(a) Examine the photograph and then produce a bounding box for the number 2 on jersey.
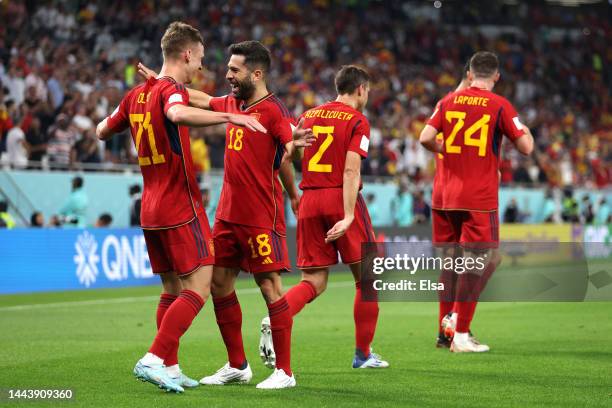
[129,112,166,166]
[308,126,334,173]
[444,111,490,157]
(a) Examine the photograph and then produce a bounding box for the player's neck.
[245,85,270,107]
[470,79,495,91]
[335,95,359,110]
[158,63,187,84]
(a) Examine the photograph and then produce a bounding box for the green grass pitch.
[0,272,610,407]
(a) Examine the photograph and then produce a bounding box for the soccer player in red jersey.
[95,22,265,393]
[274,65,389,369]
[136,42,312,389]
[420,51,534,352]
[431,63,470,349]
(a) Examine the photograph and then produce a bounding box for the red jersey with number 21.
[299,101,370,189]
[107,77,204,229]
[427,87,525,211]
[209,94,294,234]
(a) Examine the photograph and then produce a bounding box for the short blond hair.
[161,21,204,59]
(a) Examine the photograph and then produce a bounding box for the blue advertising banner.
[0,228,156,294]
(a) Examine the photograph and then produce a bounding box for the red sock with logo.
[285,280,317,316]
[149,290,205,359]
[354,281,379,357]
[267,297,293,376]
[213,292,246,369]
[156,293,179,366]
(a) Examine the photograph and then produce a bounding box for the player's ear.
[184,48,191,64]
[494,71,500,83]
[467,70,474,82]
[252,69,263,82]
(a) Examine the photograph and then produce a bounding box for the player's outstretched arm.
[325,151,361,243]
[137,63,212,109]
[419,124,443,153]
[514,125,534,156]
[166,104,266,132]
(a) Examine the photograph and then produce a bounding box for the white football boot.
[199,362,253,385]
[450,332,490,353]
[256,368,296,389]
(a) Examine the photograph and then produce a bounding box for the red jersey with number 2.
[209,94,294,234]
[106,77,204,229]
[299,101,370,189]
[427,87,525,211]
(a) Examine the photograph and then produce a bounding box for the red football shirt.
[427,86,525,211]
[209,93,294,234]
[107,77,204,229]
[299,101,370,190]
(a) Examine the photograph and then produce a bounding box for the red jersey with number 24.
[107,77,204,229]
[427,87,525,211]
[299,101,370,190]
[209,94,294,234]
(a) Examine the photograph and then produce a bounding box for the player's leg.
[200,265,254,385]
[339,194,388,368]
[136,265,212,393]
[135,214,215,392]
[254,271,296,389]
[285,268,327,315]
[349,261,388,368]
[157,272,193,384]
[200,219,252,385]
[451,211,499,353]
[432,209,462,348]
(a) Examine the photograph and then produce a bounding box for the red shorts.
[212,219,290,273]
[432,209,499,248]
[143,212,215,275]
[297,189,375,269]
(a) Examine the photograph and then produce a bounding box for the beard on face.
[231,76,255,101]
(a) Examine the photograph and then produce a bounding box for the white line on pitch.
[0,281,356,312]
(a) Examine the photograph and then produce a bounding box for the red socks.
[150,290,205,360]
[213,292,246,369]
[454,273,481,333]
[354,281,379,357]
[156,293,179,366]
[285,280,317,316]
[438,269,457,331]
[267,297,293,376]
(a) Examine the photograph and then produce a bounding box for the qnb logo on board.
[74,231,154,287]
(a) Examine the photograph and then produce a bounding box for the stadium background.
[0,1,611,407]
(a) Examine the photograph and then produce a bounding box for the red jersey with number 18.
[209,94,294,234]
[106,76,204,229]
[299,101,370,189]
[427,87,525,211]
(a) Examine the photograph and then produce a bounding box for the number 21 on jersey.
[129,112,166,166]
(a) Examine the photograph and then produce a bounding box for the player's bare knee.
[160,272,182,296]
[256,275,283,304]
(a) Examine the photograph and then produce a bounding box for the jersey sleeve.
[426,99,444,131]
[498,101,525,141]
[209,96,228,112]
[106,95,129,133]
[271,107,294,145]
[348,116,371,159]
[161,83,189,115]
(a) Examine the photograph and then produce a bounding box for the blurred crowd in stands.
[0,1,610,194]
